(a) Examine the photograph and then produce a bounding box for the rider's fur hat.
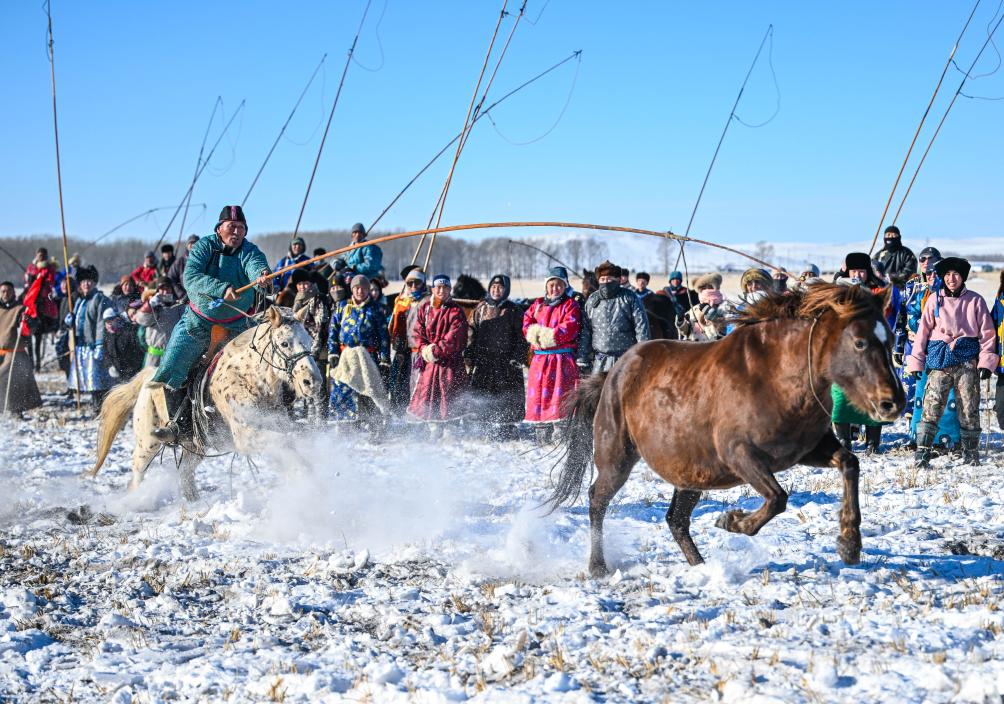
[693,272,722,290]
[844,252,872,272]
[76,265,99,283]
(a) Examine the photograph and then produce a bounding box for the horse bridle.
[806,314,831,415]
[250,321,312,376]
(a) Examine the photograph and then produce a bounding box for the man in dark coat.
[578,261,650,373]
[875,225,918,286]
[167,235,199,299]
[466,274,529,438]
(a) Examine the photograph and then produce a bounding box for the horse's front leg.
[715,445,788,536]
[797,432,861,565]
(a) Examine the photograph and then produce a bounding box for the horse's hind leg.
[666,489,704,566]
[798,433,861,564]
[589,416,639,577]
[715,445,788,536]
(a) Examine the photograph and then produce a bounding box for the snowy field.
[2,375,1004,703]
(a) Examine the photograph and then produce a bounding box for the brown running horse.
[547,283,905,576]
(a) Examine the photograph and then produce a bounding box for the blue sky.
[3,1,1003,248]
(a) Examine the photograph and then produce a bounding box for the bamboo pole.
[234,221,780,296]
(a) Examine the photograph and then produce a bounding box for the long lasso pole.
[291,1,372,240]
[413,0,511,269]
[674,24,774,294]
[234,221,781,296]
[867,0,983,254]
[888,8,1004,230]
[45,0,80,412]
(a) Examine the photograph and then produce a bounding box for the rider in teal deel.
[147,205,271,442]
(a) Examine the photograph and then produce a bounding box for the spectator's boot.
[865,425,882,455]
[960,429,981,465]
[834,423,853,451]
[914,421,936,469]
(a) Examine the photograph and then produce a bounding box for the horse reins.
[806,314,831,416]
[250,322,312,376]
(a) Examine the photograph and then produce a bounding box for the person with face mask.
[67,265,115,409]
[681,272,729,341]
[134,276,186,368]
[907,257,998,466]
[735,268,773,308]
[576,261,650,374]
[875,225,918,286]
[467,274,529,439]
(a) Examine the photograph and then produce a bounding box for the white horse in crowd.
[90,306,322,499]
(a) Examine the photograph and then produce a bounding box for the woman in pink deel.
[523,267,581,441]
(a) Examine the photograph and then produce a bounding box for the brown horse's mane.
[735,282,885,327]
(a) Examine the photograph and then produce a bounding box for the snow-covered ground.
[2,376,1004,703]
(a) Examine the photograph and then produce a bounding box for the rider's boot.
[147,382,186,444]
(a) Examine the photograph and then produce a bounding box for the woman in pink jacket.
[906,257,999,467]
[523,267,581,442]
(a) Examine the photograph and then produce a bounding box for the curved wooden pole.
[234,221,779,296]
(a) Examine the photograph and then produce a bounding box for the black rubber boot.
[834,423,853,451]
[152,386,187,444]
[865,425,882,454]
[960,429,981,465]
[914,421,936,469]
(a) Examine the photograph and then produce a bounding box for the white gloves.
[537,326,557,350]
[421,345,438,363]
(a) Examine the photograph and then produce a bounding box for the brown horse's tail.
[546,372,609,510]
[90,367,154,478]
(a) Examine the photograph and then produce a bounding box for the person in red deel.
[131,251,158,287]
[407,274,469,422]
[522,267,582,442]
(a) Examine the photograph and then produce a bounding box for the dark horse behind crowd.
[548,283,904,576]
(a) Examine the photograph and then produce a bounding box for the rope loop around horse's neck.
[806,314,831,416]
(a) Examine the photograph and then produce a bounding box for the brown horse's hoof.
[714,510,745,533]
[837,535,861,565]
[589,561,608,578]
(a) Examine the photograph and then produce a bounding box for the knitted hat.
[405,268,427,283]
[431,274,451,288]
[595,260,620,279]
[144,251,156,260]
[291,237,305,248]
[740,268,771,291]
[545,266,569,287]
[350,274,370,289]
[668,270,683,282]
[187,234,200,245]
[883,225,901,237]
[918,246,941,260]
[400,264,422,280]
[844,252,872,272]
[693,272,722,290]
[351,222,366,235]
[101,308,118,321]
[801,263,820,278]
[934,256,970,282]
